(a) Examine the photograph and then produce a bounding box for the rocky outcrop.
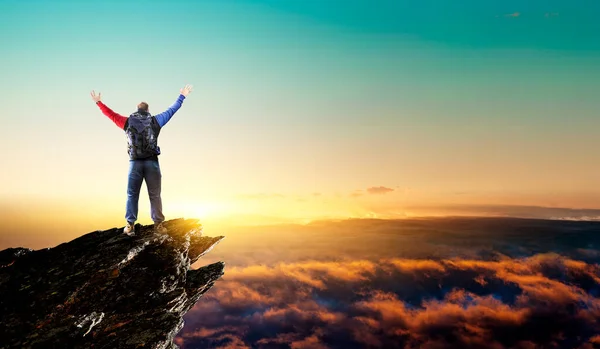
[0,218,224,349]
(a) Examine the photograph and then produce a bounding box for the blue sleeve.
[154,94,186,128]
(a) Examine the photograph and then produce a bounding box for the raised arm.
[154,84,193,128]
[90,90,128,129]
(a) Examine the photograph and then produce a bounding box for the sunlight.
[170,200,234,221]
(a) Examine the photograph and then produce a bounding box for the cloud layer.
[177,253,600,348]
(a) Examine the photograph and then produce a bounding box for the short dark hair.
[137,102,149,112]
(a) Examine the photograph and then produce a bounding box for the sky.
[1,0,600,247]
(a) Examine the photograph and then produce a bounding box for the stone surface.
[0,218,225,349]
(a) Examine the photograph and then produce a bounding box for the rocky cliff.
[0,218,225,349]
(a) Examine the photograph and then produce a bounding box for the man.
[90,84,193,235]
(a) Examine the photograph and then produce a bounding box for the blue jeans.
[125,159,165,224]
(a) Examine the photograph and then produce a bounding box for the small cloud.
[505,12,520,17]
[367,186,395,195]
[545,12,559,18]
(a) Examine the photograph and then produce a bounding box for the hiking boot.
[154,222,167,234]
[123,222,135,236]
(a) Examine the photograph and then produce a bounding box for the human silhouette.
[90,84,193,235]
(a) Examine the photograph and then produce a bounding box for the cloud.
[353,289,532,348]
[223,260,378,289]
[505,12,520,17]
[551,216,600,221]
[405,204,600,221]
[177,253,600,348]
[545,12,559,18]
[389,259,446,274]
[257,331,329,349]
[366,186,395,195]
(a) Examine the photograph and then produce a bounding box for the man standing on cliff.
[90,84,193,235]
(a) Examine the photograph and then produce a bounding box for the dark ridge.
[0,218,225,349]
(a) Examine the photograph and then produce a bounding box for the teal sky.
[1,0,600,235]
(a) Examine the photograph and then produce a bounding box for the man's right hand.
[180,84,193,97]
[90,90,102,103]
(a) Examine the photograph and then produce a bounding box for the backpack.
[125,112,161,160]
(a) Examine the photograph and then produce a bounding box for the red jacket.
[96,101,127,129]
